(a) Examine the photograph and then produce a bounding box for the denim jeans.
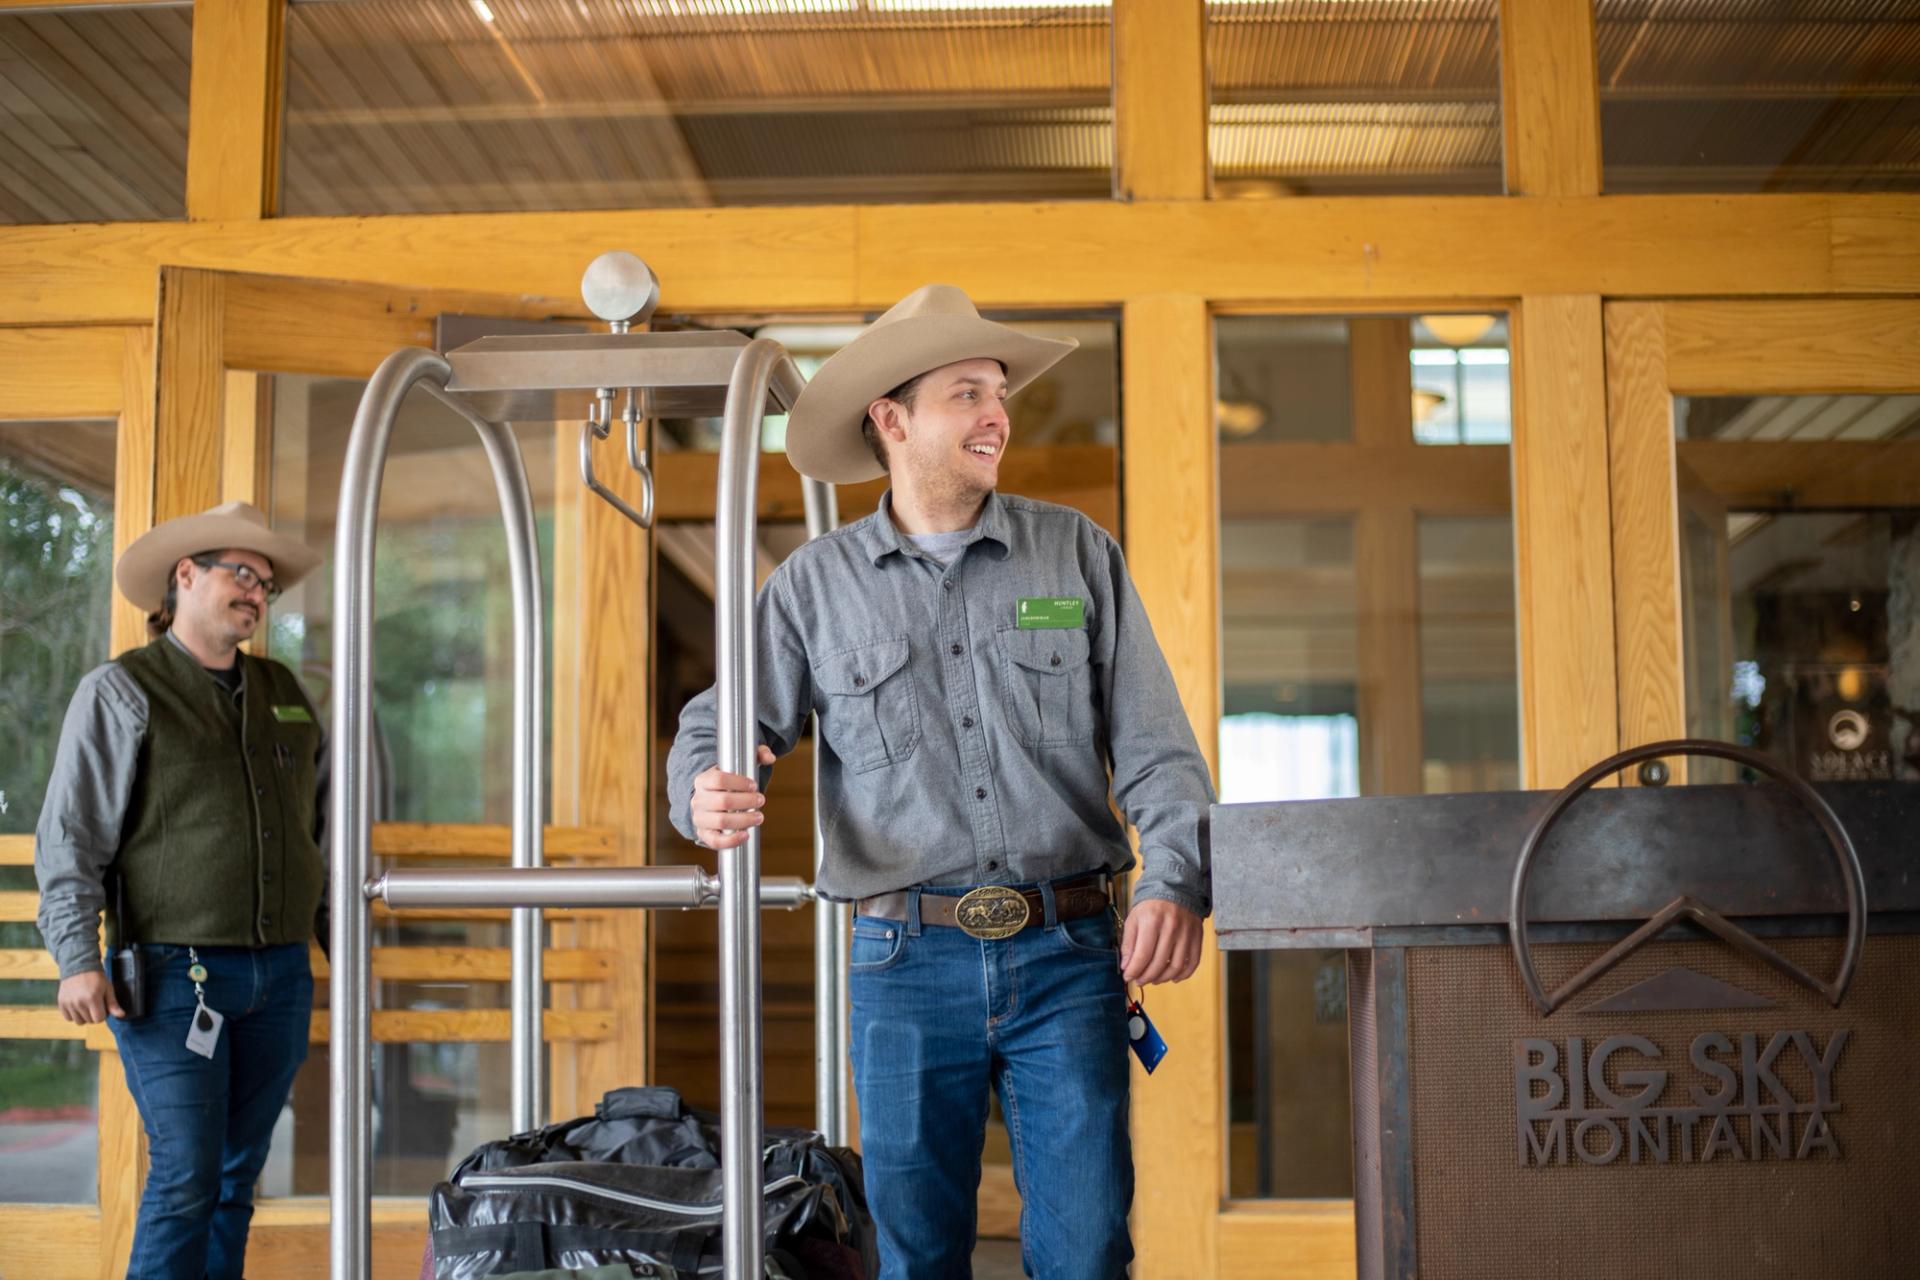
[848,879,1133,1280]
[109,942,312,1280]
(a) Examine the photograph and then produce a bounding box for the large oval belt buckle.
[955,885,1031,940]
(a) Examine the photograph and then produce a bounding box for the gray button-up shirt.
[667,491,1213,915]
[33,632,328,979]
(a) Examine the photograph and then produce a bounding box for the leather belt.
[857,873,1111,940]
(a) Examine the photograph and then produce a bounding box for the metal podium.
[1213,741,1918,1280]
[327,253,845,1280]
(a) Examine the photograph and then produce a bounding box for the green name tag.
[1017,597,1085,630]
[271,705,313,724]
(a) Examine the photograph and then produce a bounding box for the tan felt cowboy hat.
[115,501,323,612]
[784,284,1078,484]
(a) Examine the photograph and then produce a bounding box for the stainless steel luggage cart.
[328,253,848,1280]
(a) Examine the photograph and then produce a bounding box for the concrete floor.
[972,1238,1025,1278]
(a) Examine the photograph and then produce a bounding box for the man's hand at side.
[1120,899,1204,985]
[689,744,777,850]
[57,970,123,1024]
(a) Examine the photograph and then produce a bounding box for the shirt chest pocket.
[813,637,920,774]
[997,627,1095,747]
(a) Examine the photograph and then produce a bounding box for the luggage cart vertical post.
[803,479,851,1146]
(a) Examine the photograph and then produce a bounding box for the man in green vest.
[35,500,326,1280]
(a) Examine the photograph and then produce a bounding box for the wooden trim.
[1217,1201,1357,1278]
[219,370,268,510]
[1512,294,1619,786]
[369,822,619,860]
[0,1206,99,1280]
[307,1008,613,1043]
[185,0,285,220]
[114,325,160,652]
[1663,299,1920,395]
[1119,294,1221,1278]
[576,396,654,1102]
[6,195,1919,325]
[1356,505,1423,796]
[1604,302,1686,755]
[0,326,130,419]
[0,949,61,979]
[153,267,226,522]
[237,1200,428,1278]
[96,1049,142,1279]
[307,946,617,983]
[1498,0,1601,197]
[1113,0,1208,201]
[0,891,37,921]
[0,836,31,867]
[0,1007,115,1047]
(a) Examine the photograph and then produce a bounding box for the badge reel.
[183,947,223,1059]
[1126,992,1168,1074]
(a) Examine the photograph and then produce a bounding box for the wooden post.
[152,268,227,522]
[1499,0,1602,196]
[185,0,286,220]
[1113,0,1209,201]
[1512,295,1618,786]
[1120,293,1220,1278]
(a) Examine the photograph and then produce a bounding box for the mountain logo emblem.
[1577,966,1776,1015]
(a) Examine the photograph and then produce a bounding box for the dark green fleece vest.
[108,637,325,947]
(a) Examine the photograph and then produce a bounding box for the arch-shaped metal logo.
[1508,739,1868,1017]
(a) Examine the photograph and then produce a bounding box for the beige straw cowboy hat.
[115,501,323,612]
[784,285,1078,484]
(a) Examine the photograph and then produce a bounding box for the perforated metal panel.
[1402,934,1918,1279]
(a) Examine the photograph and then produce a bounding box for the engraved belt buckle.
[954,885,1031,940]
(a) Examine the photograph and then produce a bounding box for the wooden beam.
[0,326,129,419]
[0,892,36,921]
[1676,440,1920,509]
[0,837,31,867]
[1119,294,1220,1279]
[1512,294,1618,786]
[1664,299,1920,395]
[1217,443,1510,517]
[307,946,616,983]
[1217,1202,1357,1278]
[1499,0,1602,196]
[185,0,285,220]
[306,1008,613,1043]
[1604,302,1686,756]
[1356,505,1423,796]
[6,195,1918,326]
[153,266,226,522]
[368,821,619,861]
[1114,0,1208,201]
[653,444,1120,535]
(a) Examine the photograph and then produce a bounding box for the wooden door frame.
[1608,298,1920,760]
[0,322,154,1280]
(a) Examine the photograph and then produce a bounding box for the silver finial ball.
[581,251,660,326]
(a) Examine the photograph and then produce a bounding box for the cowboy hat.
[784,285,1078,484]
[115,500,324,612]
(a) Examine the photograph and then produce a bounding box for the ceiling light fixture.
[1418,314,1497,348]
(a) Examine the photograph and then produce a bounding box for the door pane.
[1675,394,1920,785]
[1215,314,1518,1198]
[264,373,559,1197]
[0,417,117,1205]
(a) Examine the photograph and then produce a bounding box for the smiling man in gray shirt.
[667,285,1212,1279]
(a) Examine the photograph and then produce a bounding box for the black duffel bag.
[429,1086,875,1280]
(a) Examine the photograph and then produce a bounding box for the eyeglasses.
[201,559,282,604]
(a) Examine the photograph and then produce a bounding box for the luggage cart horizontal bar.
[368,865,814,911]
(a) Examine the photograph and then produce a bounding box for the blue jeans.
[109,942,313,1280]
[849,880,1133,1280]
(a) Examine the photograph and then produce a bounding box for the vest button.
[262,828,273,841]
[255,785,265,797]
[261,915,273,927]
[262,870,273,884]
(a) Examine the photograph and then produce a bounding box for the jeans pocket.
[1055,910,1119,957]
[849,917,907,972]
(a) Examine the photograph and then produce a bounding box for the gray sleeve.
[1090,530,1215,917]
[666,568,816,844]
[34,665,147,979]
